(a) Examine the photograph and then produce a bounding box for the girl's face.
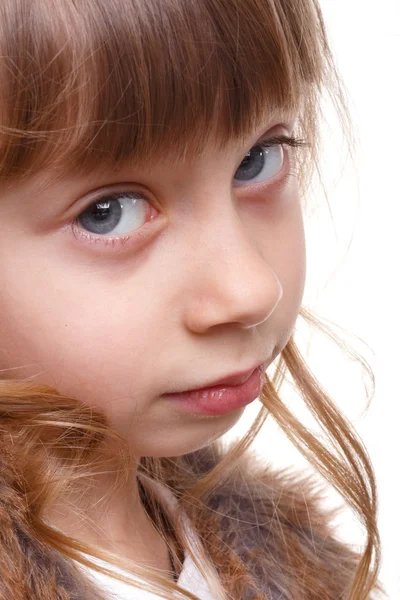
[0,116,306,457]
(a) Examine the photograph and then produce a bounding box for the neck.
[42,455,176,580]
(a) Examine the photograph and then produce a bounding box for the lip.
[162,362,266,416]
[166,362,266,394]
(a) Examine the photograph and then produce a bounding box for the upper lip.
[169,361,266,394]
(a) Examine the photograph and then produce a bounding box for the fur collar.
[0,444,362,599]
[180,445,361,599]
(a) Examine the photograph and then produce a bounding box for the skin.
[0,115,306,577]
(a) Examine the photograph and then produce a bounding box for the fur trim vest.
[0,443,368,599]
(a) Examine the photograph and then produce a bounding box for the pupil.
[241,151,251,168]
[235,146,264,181]
[91,201,111,221]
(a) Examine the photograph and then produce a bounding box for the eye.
[233,143,284,186]
[72,190,158,248]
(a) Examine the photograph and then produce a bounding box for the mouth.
[164,361,267,395]
[161,362,268,417]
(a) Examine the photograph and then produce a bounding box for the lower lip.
[162,364,265,416]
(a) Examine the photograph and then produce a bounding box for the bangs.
[0,0,325,180]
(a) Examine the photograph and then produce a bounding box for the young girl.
[0,0,386,599]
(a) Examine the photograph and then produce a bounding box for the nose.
[183,212,283,333]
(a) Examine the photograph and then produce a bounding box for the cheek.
[0,254,166,420]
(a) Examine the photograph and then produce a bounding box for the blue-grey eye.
[77,192,147,236]
[233,144,284,186]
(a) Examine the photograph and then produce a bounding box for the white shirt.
[81,552,215,599]
[76,478,217,599]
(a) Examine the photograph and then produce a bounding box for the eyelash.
[259,134,308,152]
[72,134,308,251]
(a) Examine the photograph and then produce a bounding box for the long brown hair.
[0,0,385,598]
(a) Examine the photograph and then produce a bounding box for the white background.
[225,1,400,598]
